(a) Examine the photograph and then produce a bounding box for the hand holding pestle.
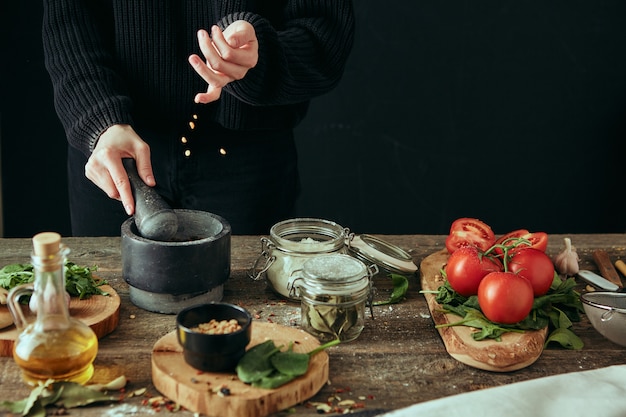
[122,158,178,241]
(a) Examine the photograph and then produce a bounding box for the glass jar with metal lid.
[293,254,377,342]
[347,234,417,305]
[348,234,417,280]
[249,218,349,300]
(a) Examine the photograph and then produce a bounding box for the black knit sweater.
[42,0,355,156]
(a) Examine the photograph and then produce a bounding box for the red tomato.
[444,246,502,296]
[445,218,496,254]
[521,231,548,252]
[477,272,534,324]
[494,229,529,246]
[493,230,548,255]
[508,248,555,296]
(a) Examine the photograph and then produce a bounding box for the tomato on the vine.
[444,246,502,296]
[520,231,548,252]
[477,271,534,324]
[493,229,548,255]
[445,218,496,254]
[508,247,555,296]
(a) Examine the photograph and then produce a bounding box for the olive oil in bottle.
[7,232,98,385]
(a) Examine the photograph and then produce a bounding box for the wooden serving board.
[0,285,121,357]
[152,321,329,417]
[420,249,547,372]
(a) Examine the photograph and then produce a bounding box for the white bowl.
[580,291,626,347]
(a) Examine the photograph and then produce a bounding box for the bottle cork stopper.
[32,232,62,257]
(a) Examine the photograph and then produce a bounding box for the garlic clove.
[553,237,580,276]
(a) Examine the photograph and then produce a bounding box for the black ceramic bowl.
[176,302,252,372]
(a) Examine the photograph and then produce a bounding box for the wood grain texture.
[152,321,328,417]
[0,285,120,356]
[2,235,626,417]
[420,249,547,372]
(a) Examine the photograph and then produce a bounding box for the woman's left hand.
[189,20,259,103]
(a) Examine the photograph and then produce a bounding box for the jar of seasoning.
[249,218,349,300]
[293,254,377,343]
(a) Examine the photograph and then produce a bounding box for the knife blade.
[577,270,624,292]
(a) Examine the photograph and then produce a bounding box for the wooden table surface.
[1,234,625,416]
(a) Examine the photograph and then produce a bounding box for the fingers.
[189,22,258,104]
[111,159,136,216]
[85,148,135,215]
[188,52,229,90]
[212,25,258,68]
[194,85,223,104]
[134,152,155,187]
[85,124,154,216]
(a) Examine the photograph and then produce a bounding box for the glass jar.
[249,218,349,300]
[348,234,418,280]
[294,254,377,343]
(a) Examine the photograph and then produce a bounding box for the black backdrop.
[2,1,626,238]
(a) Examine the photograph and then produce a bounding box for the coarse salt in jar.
[293,254,377,343]
[249,218,349,300]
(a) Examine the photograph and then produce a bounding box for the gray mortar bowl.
[121,209,231,314]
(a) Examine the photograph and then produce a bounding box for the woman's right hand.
[85,124,154,215]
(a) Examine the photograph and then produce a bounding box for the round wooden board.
[0,285,121,357]
[152,321,329,417]
[420,249,547,372]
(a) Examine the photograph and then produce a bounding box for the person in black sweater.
[42,1,355,236]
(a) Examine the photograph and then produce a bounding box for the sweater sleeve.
[43,0,133,156]
[218,0,355,107]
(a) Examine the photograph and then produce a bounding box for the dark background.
[2,1,626,238]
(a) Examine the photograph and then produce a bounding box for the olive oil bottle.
[7,232,98,385]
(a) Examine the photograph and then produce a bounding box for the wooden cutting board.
[420,249,547,372]
[0,285,121,357]
[152,321,329,417]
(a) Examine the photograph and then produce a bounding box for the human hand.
[188,20,259,104]
[84,124,154,215]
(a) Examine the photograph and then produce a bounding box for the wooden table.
[1,234,625,416]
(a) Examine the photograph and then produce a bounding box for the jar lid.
[348,234,417,276]
[300,254,370,294]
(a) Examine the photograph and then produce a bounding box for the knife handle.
[592,250,623,288]
[615,260,626,277]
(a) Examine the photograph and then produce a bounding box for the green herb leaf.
[427,272,584,349]
[252,372,297,389]
[51,381,119,408]
[437,305,524,341]
[373,273,409,306]
[237,338,340,389]
[0,261,107,300]
[0,380,119,417]
[235,340,282,383]
[544,327,584,350]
